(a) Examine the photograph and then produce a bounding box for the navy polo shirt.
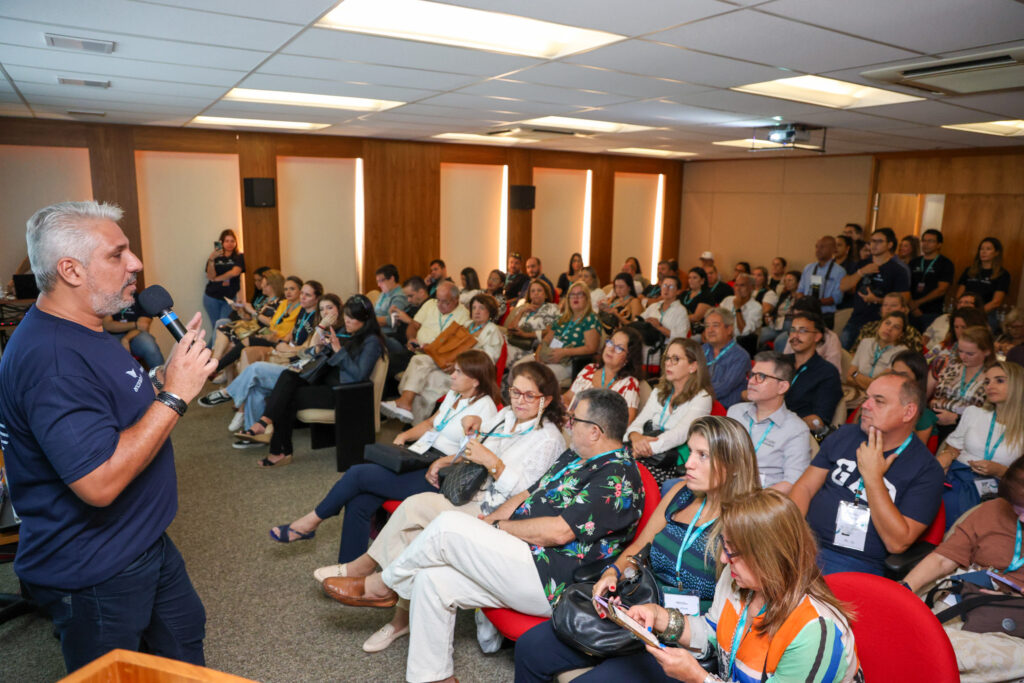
[784,352,841,423]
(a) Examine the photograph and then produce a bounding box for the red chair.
[711,400,727,417]
[825,572,959,682]
[920,500,946,546]
[926,433,939,454]
[495,342,508,382]
[884,501,945,577]
[846,406,861,424]
[481,462,662,641]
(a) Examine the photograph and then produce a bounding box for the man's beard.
[89,274,136,316]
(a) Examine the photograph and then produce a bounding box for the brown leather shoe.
[322,576,398,608]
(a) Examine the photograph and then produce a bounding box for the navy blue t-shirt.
[849,258,910,326]
[204,252,245,299]
[806,424,943,567]
[0,306,177,589]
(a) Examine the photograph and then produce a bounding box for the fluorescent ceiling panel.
[433,132,539,144]
[223,87,404,111]
[941,120,1024,137]
[608,147,697,157]
[317,0,625,59]
[522,115,654,134]
[712,138,784,149]
[731,75,923,109]
[190,115,330,131]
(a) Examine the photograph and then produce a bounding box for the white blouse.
[947,405,1021,469]
[428,391,498,454]
[627,388,713,453]
[851,338,907,379]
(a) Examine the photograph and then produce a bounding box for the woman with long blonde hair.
[530,280,600,382]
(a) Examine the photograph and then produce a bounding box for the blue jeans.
[22,533,205,673]
[313,463,438,562]
[203,293,234,348]
[839,320,862,351]
[109,330,165,369]
[817,546,884,576]
[225,361,288,429]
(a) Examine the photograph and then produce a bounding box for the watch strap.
[155,390,187,416]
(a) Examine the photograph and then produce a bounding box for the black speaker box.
[509,184,536,210]
[243,177,276,207]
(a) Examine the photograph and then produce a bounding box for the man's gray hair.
[26,201,123,293]
[735,273,754,286]
[706,306,734,327]
[753,350,795,383]
[437,280,460,301]
[577,388,629,442]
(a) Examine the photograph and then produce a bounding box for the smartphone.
[214,240,222,250]
[987,570,1024,594]
[593,596,664,648]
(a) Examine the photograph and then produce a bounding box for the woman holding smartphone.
[203,228,245,344]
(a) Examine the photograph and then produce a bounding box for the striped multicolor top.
[690,572,861,683]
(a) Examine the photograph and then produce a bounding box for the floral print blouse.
[551,313,600,349]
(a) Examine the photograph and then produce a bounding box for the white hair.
[26,201,123,293]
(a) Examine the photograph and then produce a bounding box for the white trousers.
[366,492,481,569]
[381,511,551,683]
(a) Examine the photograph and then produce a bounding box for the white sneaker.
[379,400,399,419]
[211,371,228,385]
[228,411,245,432]
[362,623,409,653]
[313,563,348,583]
[380,401,414,424]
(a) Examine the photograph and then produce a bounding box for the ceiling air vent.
[487,126,590,141]
[67,110,107,117]
[862,48,1024,95]
[45,33,116,53]
[59,77,111,88]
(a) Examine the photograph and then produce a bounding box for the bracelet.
[155,391,187,417]
[898,581,913,591]
[703,674,725,683]
[148,365,164,391]
[492,520,502,531]
[659,608,684,643]
[602,564,622,582]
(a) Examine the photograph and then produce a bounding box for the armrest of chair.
[884,541,936,578]
[330,381,376,472]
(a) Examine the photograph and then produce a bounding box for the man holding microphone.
[0,201,216,672]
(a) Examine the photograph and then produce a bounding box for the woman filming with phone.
[203,228,245,343]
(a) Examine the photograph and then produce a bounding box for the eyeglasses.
[605,339,627,354]
[719,539,742,564]
[746,371,785,384]
[510,387,543,402]
[663,354,685,365]
[790,327,816,336]
[568,414,604,433]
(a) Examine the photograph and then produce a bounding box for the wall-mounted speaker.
[243,177,276,207]
[509,184,536,210]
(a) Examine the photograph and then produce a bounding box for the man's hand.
[856,426,896,486]
[933,407,958,426]
[859,263,880,277]
[162,315,218,404]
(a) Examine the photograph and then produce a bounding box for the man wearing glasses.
[783,311,842,437]
[727,352,811,495]
[702,307,751,408]
[838,227,910,350]
[504,252,530,304]
[720,273,763,355]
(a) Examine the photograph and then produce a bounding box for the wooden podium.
[60,650,257,683]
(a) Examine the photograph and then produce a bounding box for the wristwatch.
[148,365,164,390]
[155,391,187,416]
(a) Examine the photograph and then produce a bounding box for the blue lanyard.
[706,340,736,368]
[658,394,675,430]
[984,412,1005,461]
[598,367,614,389]
[468,322,484,335]
[435,395,473,431]
[438,311,454,331]
[790,364,808,386]
[546,448,621,484]
[746,416,775,453]
[960,366,984,399]
[870,343,891,375]
[487,424,536,439]
[728,600,767,681]
[293,309,316,341]
[273,301,299,326]
[557,315,585,341]
[675,498,717,586]
[854,434,913,501]
[1007,520,1024,573]
[919,257,938,278]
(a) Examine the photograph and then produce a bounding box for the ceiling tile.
[869,125,1024,148]
[25,96,204,115]
[650,10,920,73]
[414,92,575,117]
[673,89,827,118]
[504,62,710,99]
[0,102,33,116]
[131,0,338,25]
[578,99,746,126]
[256,54,480,92]
[940,91,1024,118]
[238,73,440,104]
[17,83,213,109]
[854,98,1004,125]
[456,79,634,107]
[202,101,362,124]
[5,65,231,99]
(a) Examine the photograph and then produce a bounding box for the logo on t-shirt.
[831,458,897,501]
[125,368,144,393]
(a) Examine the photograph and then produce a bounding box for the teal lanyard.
[658,394,675,430]
[659,302,671,324]
[684,291,697,306]
[870,343,891,376]
[435,395,473,431]
[438,311,454,331]
[487,424,536,439]
[546,448,621,484]
[790,364,808,386]
[293,309,315,342]
[728,600,767,681]
[674,498,717,587]
[1007,520,1024,573]
[855,434,913,501]
[984,412,1005,461]
[920,257,938,278]
[706,340,736,368]
[959,366,984,399]
[557,316,585,343]
[273,301,299,326]
[599,367,613,389]
[468,322,484,335]
[746,416,775,453]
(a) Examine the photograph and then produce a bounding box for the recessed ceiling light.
[223,88,404,112]
[731,75,923,109]
[190,116,330,131]
[317,0,624,59]
[58,77,111,88]
[433,133,539,144]
[941,120,1024,137]
[608,147,696,158]
[45,33,115,53]
[712,138,785,149]
[67,110,106,117]
[522,116,654,134]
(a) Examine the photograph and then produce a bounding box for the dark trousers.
[263,369,336,454]
[23,533,205,674]
[817,546,884,576]
[216,335,274,371]
[312,462,437,562]
[514,620,674,683]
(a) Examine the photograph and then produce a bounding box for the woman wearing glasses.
[515,416,762,682]
[562,328,644,424]
[531,281,601,382]
[637,274,690,362]
[316,362,567,653]
[621,489,860,683]
[626,338,714,484]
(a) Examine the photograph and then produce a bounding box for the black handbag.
[551,544,664,658]
[295,347,333,383]
[627,320,663,346]
[440,422,505,506]
[928,577,1024,638]
[363,443,445,474]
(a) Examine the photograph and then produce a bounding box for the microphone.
[138,285,188,342]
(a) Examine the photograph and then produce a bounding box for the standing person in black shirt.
[203,229,245,345]
[703,264,733,305]
[838,227,910,350]
[956,237,1010,329]
[835,234,859,284]
[908,229,955,333]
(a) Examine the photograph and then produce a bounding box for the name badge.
[549,338,565,350]
[810,275,823,287]
[410,430,440,454]
[662,587,700,615]
[974,477,999,498]
[834,500,870,551]
[917,282,926,293]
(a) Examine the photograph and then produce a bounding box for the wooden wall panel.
[236,133,280,295]
[877,151,1024,195]
[661,163,682,267]
[87,125,144,288]
[507,148,533,262]
[940,194,1024,305]
[876,193,919,237]
[590,158,614,282]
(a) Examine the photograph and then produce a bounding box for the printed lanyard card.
[662,587,700,615]
[410,430,439,454]
[834,500,870,551]
[974,477,999,498]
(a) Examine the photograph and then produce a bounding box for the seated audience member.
[798,235,847,328]
[642,259,678,302]
[578,266,606,310]
[563,327,643,423]
[702,307,751,409]
[752,265,779,315]
[382,294,504,424]
[703,264,733,305]
[318,362,567,653]
[1010,342,1024,367]
[530,281,601,382]
[727,352,811,494]
[211,274,302,380]
[838,227,910,350]
[597,272,643,334]
[210,268,283,365]
[515,416,762,682]
[373,264,408,338]
[458,267,482,307]
[767,255,787,293]
[627,338,713,484]
[937,360,1024,525]
[226,265,270,323]
[888,350,939,445]
[519,256,556,302]
[996,307,1024,358]
[237,280,322,371]
[929,325,995,438]
[759,269,801,349]
[233,295,385,466]
[503,252,529,304]
[424,259,452,299]
[922,291,982,355]
[384,276,430,379]
[902,455,1024,683]
[403,280,469,354]
[845,311,909,408]
[728,260,750,287]
[779,298,843,375]
[556,252,584,297]
[622,256,649,294]
[324,390,644,683]
[842,222,864,241]
[908,228,954,332]
[956,236,1010,323]
[790,374,944,575]
[636,274,689,360]
[681,266,714,327]
[203,228,245,342]
[927,306,988,380]
[783,311,843,435]
[620,490,861,683]
[504,279,559,361]
[269,350,499,547]
[720,273,761,354]
[835,234,858,279]
[102,293,164,369]
[897,234,919,266]
[852,291,923,354]
[484,268,508,320]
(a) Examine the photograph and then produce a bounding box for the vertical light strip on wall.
[498,164,509,271]
[581,169,593,265]
[650,173,665,276]
[354,157,366,291]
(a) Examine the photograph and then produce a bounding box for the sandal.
[257,454,292,468]
[269,523,315,543]
[235,419,272,443]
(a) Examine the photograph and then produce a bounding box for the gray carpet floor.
[0,393,517,682]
